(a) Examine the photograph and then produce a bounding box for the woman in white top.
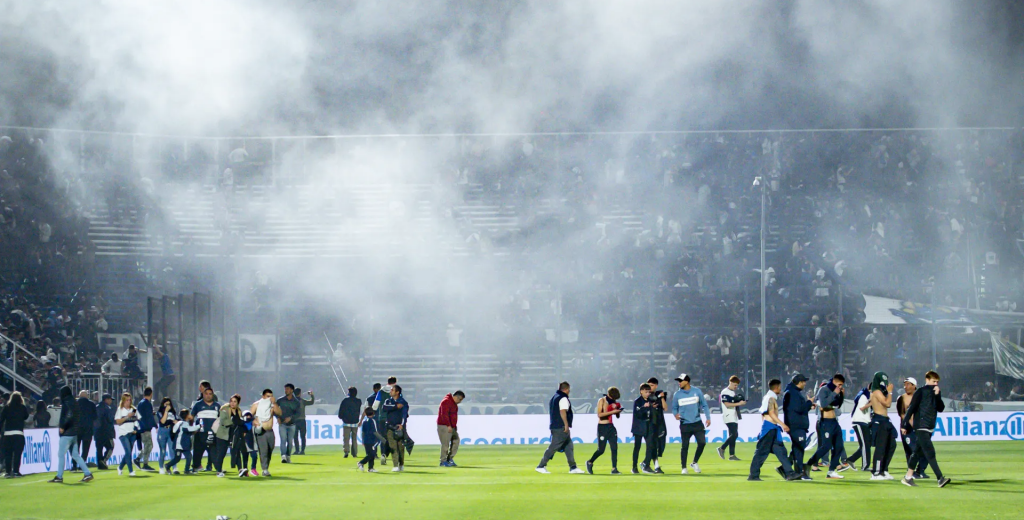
[114,392,139,476]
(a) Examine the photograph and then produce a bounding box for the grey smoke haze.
[3,0,1023,134]
[1,0,1023,352]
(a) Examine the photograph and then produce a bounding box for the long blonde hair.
[119,392,133,409]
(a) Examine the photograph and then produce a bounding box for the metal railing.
[69,373,146,399]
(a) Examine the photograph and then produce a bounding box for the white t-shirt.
[558,397,570,411]
[115,406,138,437]
[102,359,123,376]
[255,398,273,424]
[851,394,872,424]
[759,390,779,415]
[720,388,739,423]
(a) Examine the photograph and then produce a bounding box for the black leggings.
[679,422,707,466]
[1,435,25,475]
[212,437,231,472]
[723,423,739,455]
[588,424,618,468]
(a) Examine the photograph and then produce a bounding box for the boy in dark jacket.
[901,371,950,488]
[49,386,93,483]
[631,384,658,474]
[381,386,410,471]
[357,407,382,472]
[782,374,814,478]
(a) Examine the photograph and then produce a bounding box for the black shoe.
[134,458,142,467]
[747,476,763,481]
[97,463,108,471]
[81,474,94,483]
[654,467,665,474]
[775,466,786,479]
[901,477,917,487]
[142,465,156,472]
[586,461,594,475]
[938,477,951,488]
[729,455,741,461]
[611,468,621,475]
[631,467,639,474]
[786,473,804,481]
[48,477,63,483]
[717,447,725,460]
[344,453,349,458]
[640,463,656,474]
[915,472,929,479]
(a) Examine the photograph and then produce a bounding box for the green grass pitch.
[1,441,1021,520]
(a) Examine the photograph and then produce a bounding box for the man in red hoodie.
[437,391,465,467]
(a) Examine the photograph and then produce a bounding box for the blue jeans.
[56,435,91,479]
[279,424,297,457]
[119,434,137,471]
[157,428,173,468]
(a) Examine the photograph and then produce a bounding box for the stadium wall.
[19,412,1023,475]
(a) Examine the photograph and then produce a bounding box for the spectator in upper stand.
[101,352,122,376]
[337,387,362,459]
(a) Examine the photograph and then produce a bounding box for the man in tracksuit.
[671,373,711,474]
[647,377,669,469]
[782,373,814,479]
[536,382,586,474]
[631,383,658,474]
[748,379,801,481]
[804,374,847,479]
[189,387,220,473]
[846,387,873,471]
[901,371,950,488]
[896,377,927,478]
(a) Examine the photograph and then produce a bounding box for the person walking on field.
[437,390,464,467]
[672,374,711,474]
[338,387,362,459]
[277,384,300,464]
[586,387,623,474]
[536,382,586,474]
[250,389,282,477]
[293,387,314,455]
[718,375,745,461]
[49,386,94,483]
[381,385,410,472]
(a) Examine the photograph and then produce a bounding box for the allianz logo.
[22,430,52,471]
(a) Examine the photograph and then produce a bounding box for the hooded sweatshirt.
[437,393,459,428]
[57,386,81,436]
[671,387,710,425]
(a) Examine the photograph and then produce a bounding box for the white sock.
[654,460,660,470]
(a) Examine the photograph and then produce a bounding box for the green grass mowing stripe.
[1,441,1021,520]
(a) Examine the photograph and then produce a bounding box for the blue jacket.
[381,396,409,428]
[95,402,116,440]
[137,398,157,431]
[671,387,710,425]
[190,400,221,432]
[361,418,381,448]
[782,383,812,430]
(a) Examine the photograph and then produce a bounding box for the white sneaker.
[217,472,226,478]
[358,463,365,472]
[129,471,136,477]
[690,463,701,474]
[569,468,586,474]
[118,469,123,476]
[535,467,551,474]
[870,474,886,481]
[159,468,166,475]
[883,472,895,480]
[680,468,688,474]
[367,468,378,473]
[827,471,844,479]
[392,467,401,472]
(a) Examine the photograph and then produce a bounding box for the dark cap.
[101,393,113,401]
[792,373,809,384]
